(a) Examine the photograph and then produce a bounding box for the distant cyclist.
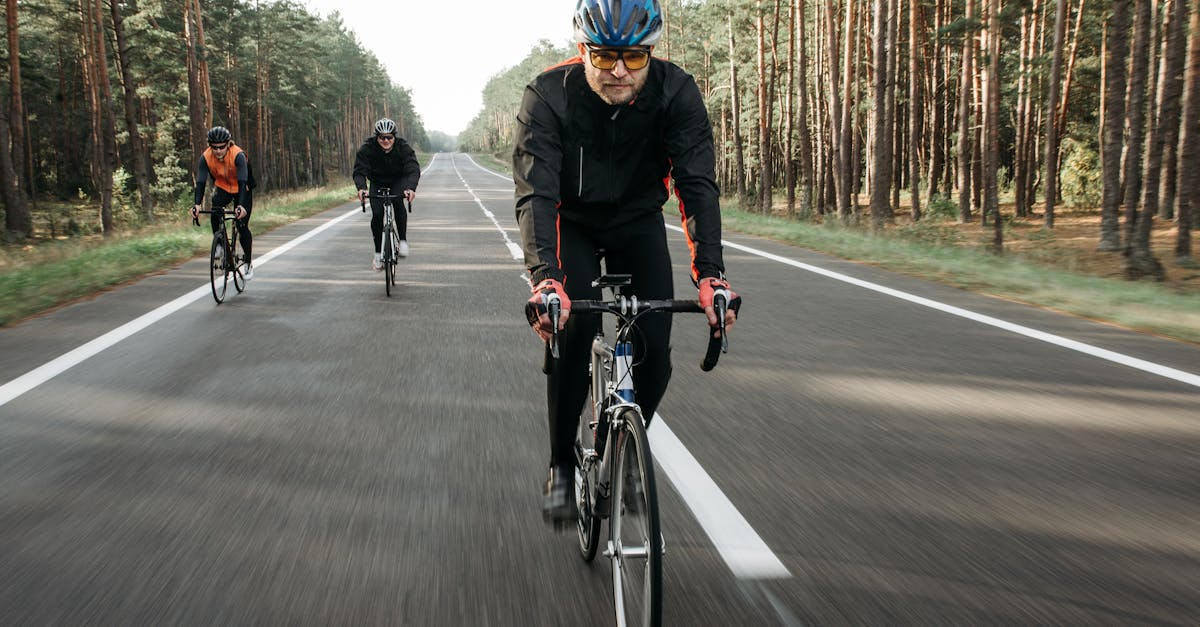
[515,0,739,522]
[353,118,420,271]
[192,125,255,279]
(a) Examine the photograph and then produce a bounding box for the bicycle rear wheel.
[608,408,662,627]
[574,404,602,562]
[209,233,228,304]
[383,233,394,296]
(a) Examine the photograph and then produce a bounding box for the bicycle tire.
[383,233,394,297]
[210,233,228,304]
[389,231,399,286]
[609,408,662,627]
[575,401,602,562]
[231,232,245,293]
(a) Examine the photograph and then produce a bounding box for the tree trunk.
[184,0,207,173]
[0,88,28,238]
[110,0,155,222]
[785,0,796,215]
[796,0,814,215]
[80,0,116,235]
[1100,0,1130,251]
[983,0,1002,252]
[2,0,29,238]
[1128,0,1185,280]
[1122,0,1152,253]
[870,0,894,229]
[729,14,747,203]
[6,0,30,201]
[824,1,848,220]
[1175,0,1200,263]
[1042,0,1067,228]
[957,0,976,223]
[908,0,923,221]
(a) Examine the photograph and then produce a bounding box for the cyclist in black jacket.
[515,0,739,523]
[353,118,420,271]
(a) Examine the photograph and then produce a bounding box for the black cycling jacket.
[513,56,725,285]
[352,137,420,192]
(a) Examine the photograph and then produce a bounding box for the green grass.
[0,185,356,326]
[719,207,1200,344]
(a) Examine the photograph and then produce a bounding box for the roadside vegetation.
[0,185,355,326]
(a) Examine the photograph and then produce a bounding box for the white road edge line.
[0,206,363,408]
[455,155,790,581]
[665,224,1200,389]
[0,207,363,409]
[452,156,523,260]
[649,416,792,580]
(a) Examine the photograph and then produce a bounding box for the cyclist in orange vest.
[191,126,256,279]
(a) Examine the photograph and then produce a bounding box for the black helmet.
[207,126,231,144]
[374,118,397,136]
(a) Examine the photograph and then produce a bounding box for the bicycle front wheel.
[609,408,662,627]
[209,234,228,304]
[232,244,245,293]
[383,234,394,296]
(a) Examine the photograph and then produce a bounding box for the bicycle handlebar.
[360,192,413,213]
[193,208,240,226]
[565,297,728,371]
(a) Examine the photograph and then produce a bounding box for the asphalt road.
[1,153,1198,625]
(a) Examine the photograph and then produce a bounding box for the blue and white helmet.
[573,0,663,47]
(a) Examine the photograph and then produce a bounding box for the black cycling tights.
[548,213,674,471]
[369,185,407,252]
[210,188,252,263]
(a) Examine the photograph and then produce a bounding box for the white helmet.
[374,118,397,136]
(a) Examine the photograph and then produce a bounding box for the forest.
[460,0,1196,282]
[0,0,425,240]
[0,0,1196,285]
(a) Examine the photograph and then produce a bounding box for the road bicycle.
[195,208,248,304]
[543,273,731,627]
[361,189,411,297]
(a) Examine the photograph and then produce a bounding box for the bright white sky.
[301,0,576,136]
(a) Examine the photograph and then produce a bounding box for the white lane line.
[666,224,1200,389]
[452,156,523,260]
[0,207,362,409]
[649,416,792,580]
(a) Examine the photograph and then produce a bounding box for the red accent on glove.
[698,277,735,310]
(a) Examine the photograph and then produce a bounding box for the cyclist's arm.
[514,83,566,285]
[397,139,421,197]
[664,71,725,283]
[234,152,250,211]
[193,156,211,206]
[351,144,371,192]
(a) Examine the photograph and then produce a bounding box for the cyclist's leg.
[237,192,253,264]
[603,213,674,422]
[210,189,234,234]
[549,220,604,472]
[368,187,386,253]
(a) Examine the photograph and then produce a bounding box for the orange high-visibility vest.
[203,144,246,195]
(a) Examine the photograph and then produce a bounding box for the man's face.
[580,44,651,106]
[209,142,230,160]
[376,134,395,153]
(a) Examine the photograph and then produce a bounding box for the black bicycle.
[541,274,731,627]
[195,208,247,304]
[361,189,411,296]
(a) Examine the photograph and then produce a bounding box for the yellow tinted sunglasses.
[586,46,651,71]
